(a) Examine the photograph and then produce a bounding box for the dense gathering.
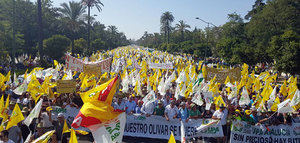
[0,46,298,143]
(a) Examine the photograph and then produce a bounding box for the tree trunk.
[87,6,91,52]
[37,0,43,59]
[71,39,74,55]
[12,0,16,65]
[181,30,184,42]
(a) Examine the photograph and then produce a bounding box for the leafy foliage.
[137,0,300,74]
[43,35,71,60]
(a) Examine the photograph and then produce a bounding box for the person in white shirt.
[125,96,136,114]
[0,130,15,143]
[212,105,228,143]
[164,99,178,121]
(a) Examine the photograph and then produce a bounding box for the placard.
[57,80,76,93]
[205,67,241,83]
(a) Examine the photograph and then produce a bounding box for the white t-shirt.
[40,112,53,127]
[141,102,154,115]
[165,105,178,119]
[213,109,228,125]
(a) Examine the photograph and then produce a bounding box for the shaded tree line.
[137,0,299,74]
[0,0,130,62]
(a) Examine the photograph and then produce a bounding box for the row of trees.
[137,0,299,74]
[0,0,130,62]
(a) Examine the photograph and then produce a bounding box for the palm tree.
[107,25,118,49]
[59,1,86,54]
[81,0,104,52]
[160,11,174,44]
[175,20,190,42]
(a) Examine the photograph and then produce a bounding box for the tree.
[43,35,70,60]
[245,0,299,63]
[81,0,104,52]
[91,38,106,52]
[160,11,174,44]
[268,30,300,74]
[59,1,86,55]
[175,20,190,42]
[73,38,87,55]
[37,0,43,58]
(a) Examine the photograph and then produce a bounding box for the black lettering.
[149,124,153,134]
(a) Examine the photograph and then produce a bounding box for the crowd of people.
[0,46,298,143]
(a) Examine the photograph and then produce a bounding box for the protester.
[153,100,165,116]
[164,99,179,121]
[125,95,136,114]
[0,130,14,143]
[0,46,298,143]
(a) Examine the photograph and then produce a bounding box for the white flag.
[142,90,156,105]
[32,130,55,143]
[92,112,126,143]
[181,121,186,143]
[291,90,300,107]
[23,99,43,126]
[191,91,204,106]
[277,99,294,113]
[13,83,28,95]
[239,87,250,106]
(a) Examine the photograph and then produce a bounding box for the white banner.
[65,54,112,73]
[148,62,173,69]
[92,113,126,143]
[230,120,300,143]
[65,54,84,72]
[124,114,223,140]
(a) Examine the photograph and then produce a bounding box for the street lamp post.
[195,17,217,62]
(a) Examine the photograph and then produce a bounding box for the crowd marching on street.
[0,46,299,143]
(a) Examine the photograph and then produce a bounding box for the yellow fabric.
[224,76,230,84]
[80,76,121,123]
[271,97,281,112]
[6,104,24,130]
[280,80,287,97]
[168,132,176,143]
[62,120,70,134]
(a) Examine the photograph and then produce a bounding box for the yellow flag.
[4,71,10,82]
[271,97,281,112]
[69,128,78,143]
[168,132,176,143]
[279,80,287,96]
[224,76,230,84]
[62,120,70,134]
[0,96,4,117]
[202,65,207,78]
[53,60,58,67]
[6,104,24,130]
[0,95,9,119]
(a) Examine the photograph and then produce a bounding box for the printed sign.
[86,58,112,73]
[205,67,241,83]
[124,114,223,140]
[148,62,173,69]
[83,64,101,76]
[230,120,300,143]
[57,80,76,93]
